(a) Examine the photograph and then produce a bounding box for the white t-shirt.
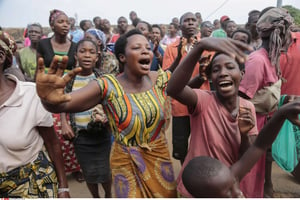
[0,75,53,172]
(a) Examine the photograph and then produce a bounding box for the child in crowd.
[60,38,112,198]
[182,95,300,197]
[166,38,258,197]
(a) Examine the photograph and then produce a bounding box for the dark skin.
[38,127,70,198]
[232,96,300,182]
[35,14,71,80]
[35,34,158,113]
[15,25,43,81]
[0,51,69,198]
[167,38,255,155]
[185,98,300,197]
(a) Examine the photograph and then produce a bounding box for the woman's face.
[76,41,98,70]
[210,54,242,98]
[152,27,162,41]
[232,32,249,44]
[84,32,103,53]
[52,14,70,36]
[122,34,153,76]
[136,22,150,39]
[168,24,177,36]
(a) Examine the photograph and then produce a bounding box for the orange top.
[162,38,210,116]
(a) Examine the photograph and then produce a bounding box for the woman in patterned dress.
[35,29,250,197]
[36,29,177,198]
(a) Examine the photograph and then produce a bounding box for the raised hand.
[196,37,253,64]
[36,56,82,104]
[198,54,212,81]
[238,106,255,135]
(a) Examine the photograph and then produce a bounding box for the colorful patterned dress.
[97,69,177,198]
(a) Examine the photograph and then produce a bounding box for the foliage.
[283,5,300,26]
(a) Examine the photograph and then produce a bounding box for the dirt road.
[67,130,300,198]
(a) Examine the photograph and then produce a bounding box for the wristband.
[58,187,70,193]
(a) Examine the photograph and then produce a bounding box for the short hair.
[152,24,163,37]
[179,12,194,25]
[117,16,128,24]
[182,156,224,197]
[231,28,252,44]
[29,23,43,32]
[201,21,213,29]
[79,20,87,30]
[114,29,143,63]
[76,38,98,53]
[170,22,179,30]
[93,16,101,23]
[138,21,152,32]
[205,52,243,78]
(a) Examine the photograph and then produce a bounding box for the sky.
[0,0,299,28]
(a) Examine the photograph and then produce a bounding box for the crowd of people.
[1,6,300,198]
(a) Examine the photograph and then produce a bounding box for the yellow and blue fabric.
[0,151,58,198]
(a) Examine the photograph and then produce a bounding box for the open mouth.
[82,60,92,65]
[139,58,151,65]
[219,80,233,89]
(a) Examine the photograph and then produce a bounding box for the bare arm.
[232,98,300,181]
[36,56,102,113]
[38,126,70,198]
[60,113,75,140]
[167,37,250,109]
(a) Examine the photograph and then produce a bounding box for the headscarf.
[86,28,107,50]
[49,9,66,26]
[0,31,17,69]
[256,7,294,76]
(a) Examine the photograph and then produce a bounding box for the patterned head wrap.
[0,31,17,69]
[49,9,67,26]
[256,7,294,76]
[86,28,106,50]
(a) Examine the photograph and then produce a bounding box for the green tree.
[283,5,300,26]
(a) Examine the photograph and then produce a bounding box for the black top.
[37,38,77,70]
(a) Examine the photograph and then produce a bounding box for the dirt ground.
[67,130,300,198]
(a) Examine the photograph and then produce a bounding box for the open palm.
[36,56,81,104]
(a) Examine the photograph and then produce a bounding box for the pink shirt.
[162,38,210,117]
[239,48,279,130]
[280,32,300,95]
[176,90,258,197]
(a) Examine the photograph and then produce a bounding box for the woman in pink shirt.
[167,37,256,197]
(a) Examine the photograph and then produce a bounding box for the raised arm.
[167,37,250,108]
[232,97,300,181]
[36,56,102,113]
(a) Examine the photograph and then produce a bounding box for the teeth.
[219,81,231,85]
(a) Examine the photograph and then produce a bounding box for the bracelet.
[58,188,70,194]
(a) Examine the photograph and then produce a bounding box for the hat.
[220,15,230,23]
